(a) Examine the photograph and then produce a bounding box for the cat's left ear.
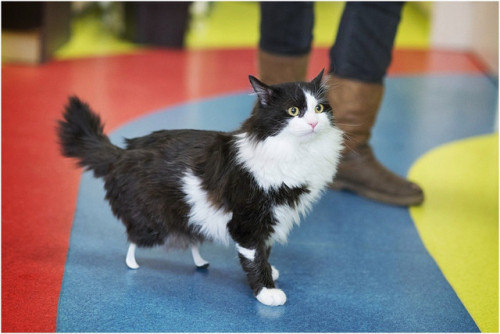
[249,75,274,106]
[311,69,325,87]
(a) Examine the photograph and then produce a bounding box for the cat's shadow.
[122,258,252,304]
[127,256,246,283]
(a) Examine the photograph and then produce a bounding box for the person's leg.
[258,2,314,84]
[328,2,424,206]
[330,2,403,84]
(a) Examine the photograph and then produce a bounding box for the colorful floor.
[2,47,498,332]
[2,2,499,333]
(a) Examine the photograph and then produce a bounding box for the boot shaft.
[258,49,309,85]
[327,74,384,148]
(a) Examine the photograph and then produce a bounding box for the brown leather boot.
[327,74,424,206]
[258,49,309,84]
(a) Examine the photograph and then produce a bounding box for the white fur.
[126,243,139,269]
[126,242,209,270]
[305,90,320,113]
[236,245,279,280]
[271,185,326,244]
[191,244,209,267]
[271,204,300,244]
[256,287,287,306]
[271,265,279,281]
[236,88,343,245]
[299,91,321,131]
[236,244,256,261]
[182,170,233,246]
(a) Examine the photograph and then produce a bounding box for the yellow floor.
[185,2,430,49]
[409,134,499,333]
[55,9,138,59]
[56,2,430,60]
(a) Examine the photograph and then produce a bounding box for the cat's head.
[244,70,336,142]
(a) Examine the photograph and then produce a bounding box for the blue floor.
[57,74,497,332]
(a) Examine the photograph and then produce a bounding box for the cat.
[57,70,343,306]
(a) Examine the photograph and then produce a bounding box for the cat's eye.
[315,104,324,113]
[288,106,300,117]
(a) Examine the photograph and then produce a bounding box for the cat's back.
[123,129,222,165]
[126,129,222,151]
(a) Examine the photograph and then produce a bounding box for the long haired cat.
[57,70,343,306]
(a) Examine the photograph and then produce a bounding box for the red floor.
[1,48,487,332]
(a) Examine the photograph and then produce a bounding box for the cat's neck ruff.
[234,126,343,192]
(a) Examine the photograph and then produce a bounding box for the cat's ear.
[311,69,325,87]
[249,75,274,106]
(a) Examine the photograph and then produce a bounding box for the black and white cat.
[58,70,343,306]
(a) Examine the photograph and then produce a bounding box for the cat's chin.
[294,129,320,140]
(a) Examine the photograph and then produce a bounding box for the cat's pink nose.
[308,121,318,129]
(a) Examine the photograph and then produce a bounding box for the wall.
[431,2,498,74]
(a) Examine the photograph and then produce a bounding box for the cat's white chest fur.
[235,123,343,192]
[235,116,343,244]
[270,189,321,244]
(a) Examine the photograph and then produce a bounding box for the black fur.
[57,71,333,300]
[58,97,122,177]
[245,70,328,141]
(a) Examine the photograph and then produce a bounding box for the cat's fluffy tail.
[57,96,122,178]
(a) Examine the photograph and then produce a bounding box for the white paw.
[194,258,210,269]
[126,243,140,270]
[126,257,140,270]
[191,244,210,268]
[256,288,287,306]
[271,265,279,281]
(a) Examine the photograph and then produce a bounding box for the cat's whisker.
[343,132,361,144]
[340,132,362,154]
[332,121,364,128]
[341,139,356,153]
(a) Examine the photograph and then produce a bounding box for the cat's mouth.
[297,128,319,138]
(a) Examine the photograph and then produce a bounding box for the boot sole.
[328,180,424,207]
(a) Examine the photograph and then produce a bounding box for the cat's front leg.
[271,265,279,281]
[265,245,279,281]
[236,243,286,306]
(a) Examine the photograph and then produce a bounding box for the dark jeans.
[259,2,404,83]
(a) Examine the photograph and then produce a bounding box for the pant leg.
[330,2,405,83]
[259,2,314,56]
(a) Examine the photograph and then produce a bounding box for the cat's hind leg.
[191,244,209,268]
[126,243,140,269]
